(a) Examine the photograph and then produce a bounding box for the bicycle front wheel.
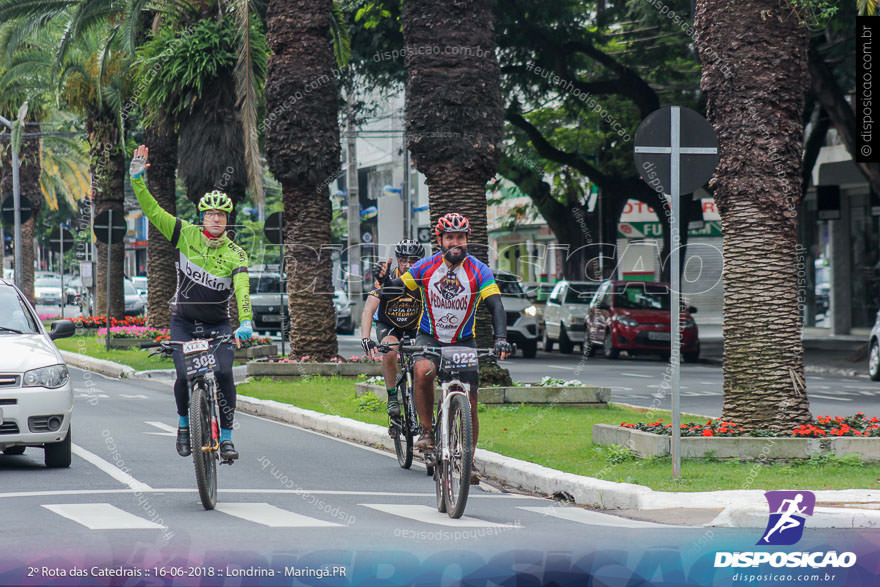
[394,382,414,469]
[442,394,473,519]
[190,381,217,510]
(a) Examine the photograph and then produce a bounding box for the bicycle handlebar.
[377,341,496,359]
[147,333,234,356]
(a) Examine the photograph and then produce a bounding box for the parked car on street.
[123,278,146,316]
[34,277,64,306]
[0,277,75,467]
[131,276,148,298]
[523,282,557,304]
[542,280,601,353]
[584,280,700,361]
[869,310,880,381]
[333,289,356,335]
[249,271,287,335]
[496,271,541,358]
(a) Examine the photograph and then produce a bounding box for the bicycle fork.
[438,381,470,462]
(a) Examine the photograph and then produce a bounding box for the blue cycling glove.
[234,320,253,341]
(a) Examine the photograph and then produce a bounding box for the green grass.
[55,336,176,371]
[238,377,880,493]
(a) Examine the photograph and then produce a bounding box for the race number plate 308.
[183,339,210,355]
[185,350,215,376]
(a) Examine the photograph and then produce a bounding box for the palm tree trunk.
[87,109,126,318]
[695,0,811,431]
[403,0,508,382]
[144,116,178,329]
[18,124,42,305]
[264,0,341,359]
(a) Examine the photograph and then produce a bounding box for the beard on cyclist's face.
[202,210,228,237]
[440,232,468,265]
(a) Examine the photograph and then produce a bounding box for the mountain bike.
[377,338,421,470]
[400,344,495,519]
[149,334,235,510]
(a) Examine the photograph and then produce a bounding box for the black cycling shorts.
[375,321,417,345]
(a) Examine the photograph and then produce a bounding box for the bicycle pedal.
[220,458,235,465]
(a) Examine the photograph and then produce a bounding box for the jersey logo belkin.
[434,270,465,300]
[178,253,232,295]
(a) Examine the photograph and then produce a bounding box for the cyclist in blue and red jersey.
[374,213,511,482]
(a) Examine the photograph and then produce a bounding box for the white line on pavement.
[71,444,151,491]
[215,503,341,527]
[517,506,677,528]
[144,421,177,436]
[621,373,652,378]
[546,365,576,370]
[0,488,537,500]
[42,503,164,530]
[361,504,520,528]
[808,394,849,401]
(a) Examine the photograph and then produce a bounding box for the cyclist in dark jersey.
[375,213,511,484]
[129,145,253,461]
[360,240,425,416]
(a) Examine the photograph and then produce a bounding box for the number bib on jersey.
[183,339,215,376]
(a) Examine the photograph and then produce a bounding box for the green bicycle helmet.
[198,190,234,214]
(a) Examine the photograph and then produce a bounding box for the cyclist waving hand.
[129,145,253,461]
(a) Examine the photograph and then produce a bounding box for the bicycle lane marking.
[72,444,152,491]
[42,503,165,530]
[214,503,342,527]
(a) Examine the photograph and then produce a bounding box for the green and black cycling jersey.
[132,176,252,325]
[368,267,422,330]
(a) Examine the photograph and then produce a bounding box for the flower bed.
[618,413,880,438]
[233,337,276,360]
[247,355,382,378]
[595,412,880,461]
[97,326,170,349]
[73,315,147,330]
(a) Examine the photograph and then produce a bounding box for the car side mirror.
[688,305,698,314]
[49,320,75,340]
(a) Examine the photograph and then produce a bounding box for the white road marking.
[808,394,849,401]
[518,506,675,528]
[75,393,110,399]
[361,504,519,527]
[621,373,652,378]
[215,503,341,527]
[0,488,536,500]
[610,387,633,392]
[547,365,576,371]
[71,444,151,491]
[699,381,715,385]
[120,394,149,399]
[144,421,176,436]
[42,503,164,530]
[858,391,876,396]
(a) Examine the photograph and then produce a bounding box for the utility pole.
[346,99,363,326]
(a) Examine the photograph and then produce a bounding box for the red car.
[584,280,700,361]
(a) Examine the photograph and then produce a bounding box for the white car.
[542,280,601,354]
[34,276,64,306]
[0,278,75,467]
[124,278,146,316]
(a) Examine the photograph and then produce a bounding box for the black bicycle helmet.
[395,239,425,259]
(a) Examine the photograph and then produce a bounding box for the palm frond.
[858,0,878,15]
[123,0,149,55]
[0,0,75,23]
[96,24,121,109]
[233,0,263,204]
[330,0,350,68]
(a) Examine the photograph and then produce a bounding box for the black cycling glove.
[362,338,378,356]
[494,338,512,357]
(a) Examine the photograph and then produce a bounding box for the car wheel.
[543,331,554,352]
[870,341,880,381]
[45,427,71,468]
[3,446,25,455]
[603,329,619,359]
[520,339,538,359]
[684,342,701,363]
[558,326,574,354]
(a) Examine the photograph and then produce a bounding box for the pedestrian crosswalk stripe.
[214,503,342,527]
[809,393,848,401]
[42,503,165,530]
[144,421,176,436]
[360,504,517,528]
[517,506,673,528]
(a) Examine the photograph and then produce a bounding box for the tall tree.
[695,0,812,431]
[264,0,341,359]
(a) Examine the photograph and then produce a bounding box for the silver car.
[869,310,880,381]
[0,278,76,467]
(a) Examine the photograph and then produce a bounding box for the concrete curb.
[61,351,880,527]
[60,350,135,379]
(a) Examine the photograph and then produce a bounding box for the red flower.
[702,429,713,437]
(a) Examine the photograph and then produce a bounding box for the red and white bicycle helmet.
[435,212,471,236]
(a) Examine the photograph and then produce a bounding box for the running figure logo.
[758,490,815,546]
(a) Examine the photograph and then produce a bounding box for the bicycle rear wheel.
[433,413,446,513]
[190,381,217,510]
[393,381,414,469]
[442,394,473,519]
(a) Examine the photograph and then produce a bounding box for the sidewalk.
[60,350,880,529]
[698,324,869,377]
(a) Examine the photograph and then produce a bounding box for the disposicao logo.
[713,490,857,570]
[759,490,815,546]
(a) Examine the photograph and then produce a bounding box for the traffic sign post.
[94,209,127,351]
[49,227,74,318]
[634,105,718,479]
[263,211,286,355]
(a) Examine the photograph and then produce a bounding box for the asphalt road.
[0,368,759,585]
